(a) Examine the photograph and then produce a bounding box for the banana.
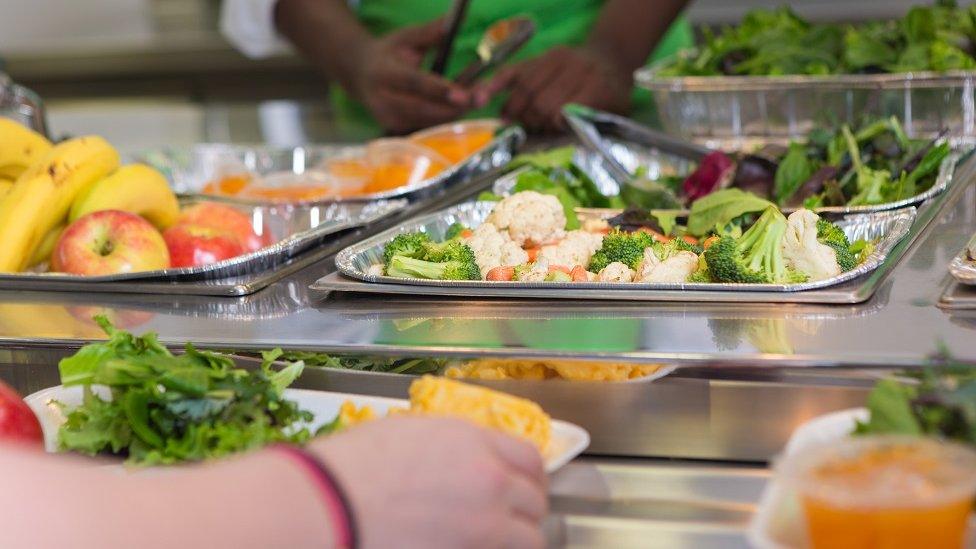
[0,118,52,180]
[27,223,64,268]
[0,178,12,201]
[70,163,180,229]
[0,136,119,272]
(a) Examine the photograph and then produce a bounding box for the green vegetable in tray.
[587,229,657,272]
[773,142,815,205]
[56,318,313,465]
[687,188,773,237]
[383,232,481,281]
[855,349,976,446]
[658,2,976,77]
[703,206,797,284]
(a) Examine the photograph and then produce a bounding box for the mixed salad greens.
[490,116,949,214]
[856,350,976,447]
[657,2,976,77]
[56,317,314,465]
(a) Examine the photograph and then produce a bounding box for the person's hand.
[475,46,633,133]
[350,19,472,134]
[313,416,547,549]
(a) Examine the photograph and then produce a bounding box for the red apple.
[177,202,271,252]
[0,379,43,446]
[163,224,245,268]
[52,210,170,276]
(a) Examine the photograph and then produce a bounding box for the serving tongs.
[0,72,49,137]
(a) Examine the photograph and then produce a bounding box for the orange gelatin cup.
[364,139,449,193]
[780,436,976,549]
[409,119,499,164]
[203,173,251,196]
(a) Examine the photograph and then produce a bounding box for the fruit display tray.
[1,198,405,290]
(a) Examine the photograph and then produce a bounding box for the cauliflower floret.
[782,209,841,281]
[597,261,634,283]
[465,223,529,278]
[537,230,604,268]
[636,250,699,283]
[486,191,566,246]
[515,259,550,282]
[367,263,385,277]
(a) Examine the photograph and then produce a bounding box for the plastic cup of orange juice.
[240,169,367,202]
[779,436,976,549]
[364,139,449,194]
[409,119,499,164]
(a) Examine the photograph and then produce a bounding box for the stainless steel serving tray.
[2,198,405,286]
[561,105,961,216]
[134,126,525,205]
[319,201,915,302]
[948,232,976,286]
[634,64,976,144]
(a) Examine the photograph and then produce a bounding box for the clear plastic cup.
[364,139,449,193]
[408,119,499,164]
[778,436,976,549]
[240,169,367,202]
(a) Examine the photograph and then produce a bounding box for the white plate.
[25,385,589,474]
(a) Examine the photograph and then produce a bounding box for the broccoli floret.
[653,238,703,261]
[383,232,431,265]
[423,239,477,264]
[687,269,712,283]
[587,230,656,272]
[444,222,467,240]
[513,263,535,281]
[386,255,480,281]
[704,207,789,284]
[816,218,850,248]
[816,218,857,272]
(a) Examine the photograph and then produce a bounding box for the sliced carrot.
[548,265,572,275]
[460,229,473,239]
[702,236,720,250]
[525,247,541,262]
[681,235,699,246]
[570,265,589,282]
[486,266,515,281]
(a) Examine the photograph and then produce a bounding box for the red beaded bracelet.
[273,444,358,549]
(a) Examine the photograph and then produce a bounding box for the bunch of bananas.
[0,119,180,272]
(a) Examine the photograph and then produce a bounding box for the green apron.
[333,0,692,140]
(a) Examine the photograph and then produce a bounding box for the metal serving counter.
[0,161,972,367]
[0,134,972,546]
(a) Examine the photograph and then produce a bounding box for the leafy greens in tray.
[657,2,976,77]
[56,317,313,465]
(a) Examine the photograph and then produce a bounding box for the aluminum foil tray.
[3,197,406,285]
[948,232,976,286]
[327,201,915,301]
[134,126,525,205]
[558,106,961,216]
[634,65,976,145]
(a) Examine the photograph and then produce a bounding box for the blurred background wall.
[0,0,968,147]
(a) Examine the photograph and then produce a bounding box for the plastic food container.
[409,119,501,164]
[364,139,450,193]
[776,436,976,549]
[635,66,976,145]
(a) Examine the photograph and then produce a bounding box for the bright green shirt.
[333,0,692,139]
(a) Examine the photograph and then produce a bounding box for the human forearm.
[273,0,375,96]
[586,0,689,73]
[0,447,336,548]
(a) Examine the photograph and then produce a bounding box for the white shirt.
[220,0,291,59]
